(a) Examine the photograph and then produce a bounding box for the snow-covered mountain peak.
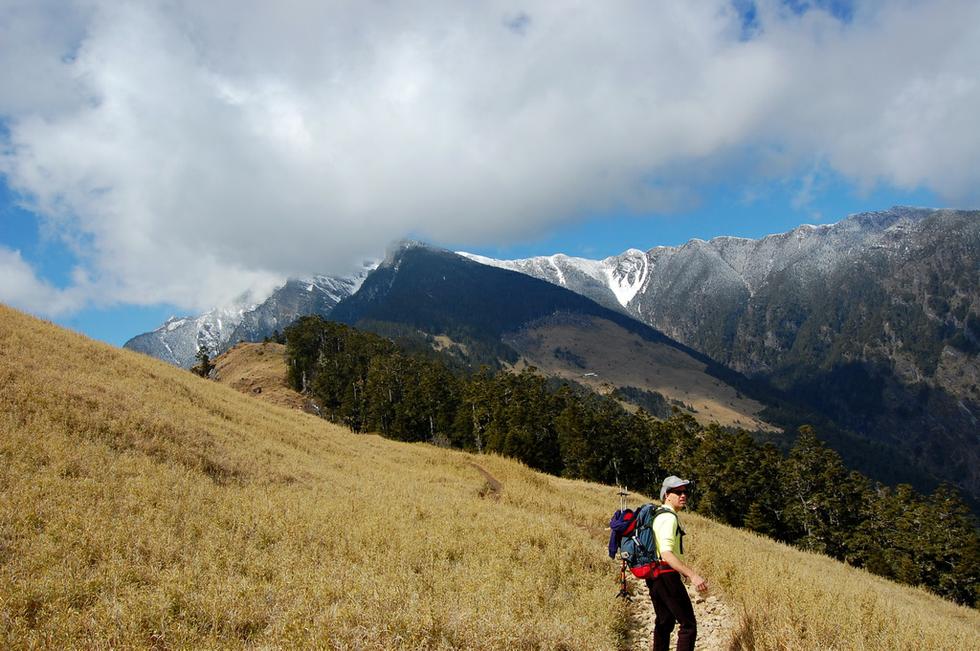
[163,316,188,332]
[458,249,646,310]
[384,240,437,267]
[125,265,374,368]
[303,261,377,296]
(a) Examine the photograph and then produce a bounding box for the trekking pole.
[616,558,632,601]
[613,459,628,511]
[611,464,631,600]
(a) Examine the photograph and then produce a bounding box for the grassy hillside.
[211,341,311,412]
[1,304,978,650]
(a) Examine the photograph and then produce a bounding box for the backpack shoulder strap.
[652,506,677,524]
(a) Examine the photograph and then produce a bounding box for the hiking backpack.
[608,503,684,579]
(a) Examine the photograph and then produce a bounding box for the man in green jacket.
[648,475,709,651]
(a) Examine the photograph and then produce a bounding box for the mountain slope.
[124,269,372,368]
[3,303,977,649]
[330,244,775,430]
[464,207,980,499]
[503,314,774,431]
[331,244,660,347]
[459,248,650,314]
[0,303,617,648]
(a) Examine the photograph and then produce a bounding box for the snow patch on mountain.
[604,248,649,307]
[458,250,642,312]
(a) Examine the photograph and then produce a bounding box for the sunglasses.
[668,489,689,496]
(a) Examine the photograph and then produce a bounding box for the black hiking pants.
[646,572,697,651]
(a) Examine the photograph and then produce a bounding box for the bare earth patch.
[469,462,503,500]
[212,342,313,412]
[431,334,471,357]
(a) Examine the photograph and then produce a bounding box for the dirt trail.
[626,576,736,650]
[469,462,502,500]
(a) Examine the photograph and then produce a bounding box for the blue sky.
[1,1,976,346]
[1,166,940,346]
[456,172,940,260]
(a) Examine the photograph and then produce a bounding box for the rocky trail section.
[624,576,736,650]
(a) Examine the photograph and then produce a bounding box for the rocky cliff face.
[632,209,978,395]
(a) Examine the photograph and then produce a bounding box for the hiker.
[648,475,708,651]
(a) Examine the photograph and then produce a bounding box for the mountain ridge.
[123,267,374,367]
[462,206,980,499]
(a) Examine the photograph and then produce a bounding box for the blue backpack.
[609,503,682,579]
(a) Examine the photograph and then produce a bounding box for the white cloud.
[0,0,978,315]
[0,246,85,316]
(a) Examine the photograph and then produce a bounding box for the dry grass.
[682,515,980,650]
[0,306,620,649]
[212,342,311,411]
[1,304,978,650]
[504,316,776,432]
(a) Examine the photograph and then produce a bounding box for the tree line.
[284,316,979,607]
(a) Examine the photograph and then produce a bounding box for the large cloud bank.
[1,0,978,314]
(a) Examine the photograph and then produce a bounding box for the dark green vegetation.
[610,386,673,419]
[329,243,950,503]
[191,346,214,378]
[285,317,980,607]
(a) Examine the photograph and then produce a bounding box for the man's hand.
[689,574,709,593]
[661,551,708,592]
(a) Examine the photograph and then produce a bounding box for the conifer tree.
[192,346,214,377]
[920,484,980,607]
[781,426,863,558]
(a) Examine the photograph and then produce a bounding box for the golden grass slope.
[212,342,310,411]
[1,304,978,650]
[0,306,621,649]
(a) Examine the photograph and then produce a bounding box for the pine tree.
[920,484,980,607]
[780,426,859,557]
[192,346,214,378]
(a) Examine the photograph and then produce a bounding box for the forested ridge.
[626,209,980,501]
[332,244,949,499]
[285,316,980,607]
